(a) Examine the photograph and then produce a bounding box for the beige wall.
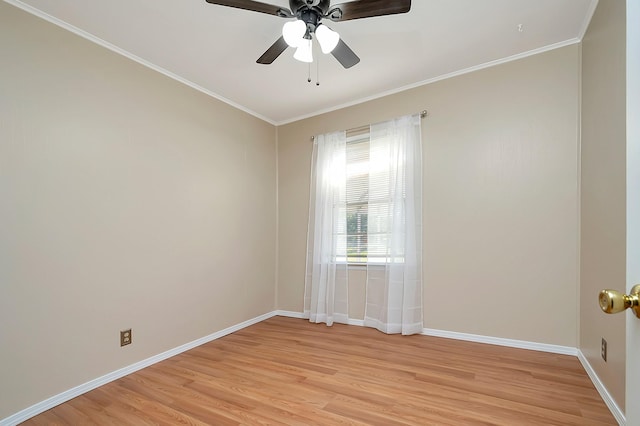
[580,0,627,412]
[0,2,276,419]
[278,45,581,347]
[5,0,622,420]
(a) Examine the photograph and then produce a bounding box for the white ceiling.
[7,0,596,124]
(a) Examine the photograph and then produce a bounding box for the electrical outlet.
[120,329,132,347]
[601,337,607,362]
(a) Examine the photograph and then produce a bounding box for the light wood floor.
[23,316,616,425]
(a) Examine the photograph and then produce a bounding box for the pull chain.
[304,41,319,85]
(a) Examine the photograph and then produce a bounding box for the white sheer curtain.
[363,114,423,335]
[303,130,349,325]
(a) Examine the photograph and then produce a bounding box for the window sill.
[339,263,398,270]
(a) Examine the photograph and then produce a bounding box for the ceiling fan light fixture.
[282,20,306,47]
[315,24,340,54]
[293,38,313,63]
[208,0,412,68]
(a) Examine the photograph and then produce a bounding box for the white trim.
[276,38,582,125]
[626,1,640,425]
[275,310,305,319]
[578,0,599,41]
[277,312,578,356]
[577,350,626,425]
[0,311,277,426]
[2,0,277,126]
[2,312,621,425]
[4,0,592,127]
[277,310,362,327]
[421,328,578,356]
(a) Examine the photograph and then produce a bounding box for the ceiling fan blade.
[327,0,411,21]
[331,39,360,69]
[257,36,289,64]
[204,0,292,17]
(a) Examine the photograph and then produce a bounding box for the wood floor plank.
[22,316,617,425]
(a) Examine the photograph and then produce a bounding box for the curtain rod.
[311,110,428,141]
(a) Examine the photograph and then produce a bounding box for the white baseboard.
[423,329,625,424]
[277,312,578,356]
[3,312,622,426]
[277,313,622,423]
[421,328,578,356]
[577,350,625,425]
[275,310,305,318]
[0,311,278,426]
[275,310,364,327]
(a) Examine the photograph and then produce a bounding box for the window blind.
[335,127,406,263]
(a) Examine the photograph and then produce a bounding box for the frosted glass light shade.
[293,39,313,63]
[315,24,340,54]
[282,20,306,47]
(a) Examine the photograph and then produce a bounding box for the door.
[626,0,639,423]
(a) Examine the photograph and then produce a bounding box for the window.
[305,114,422,333]
[335,127,405,264]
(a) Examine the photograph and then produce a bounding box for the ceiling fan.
[204,0,412,68]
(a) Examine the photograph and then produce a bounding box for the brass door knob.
[599,284,640,318]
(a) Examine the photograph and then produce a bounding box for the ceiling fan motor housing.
[290,0,331,16]
[299,9,320,36]
[289,0,331,37]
